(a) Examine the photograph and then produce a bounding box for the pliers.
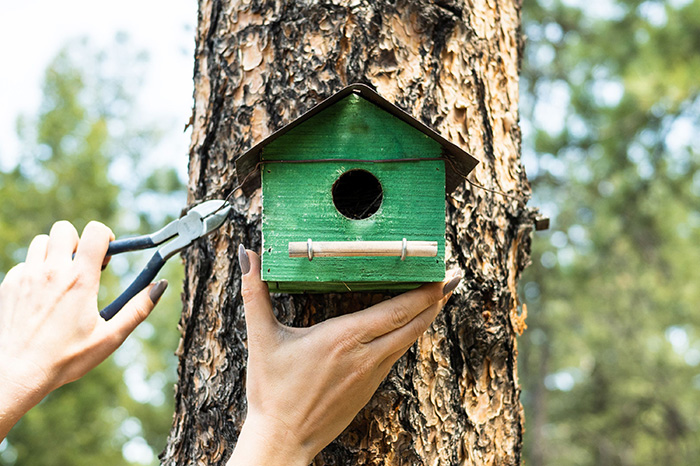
[100,199,231,321]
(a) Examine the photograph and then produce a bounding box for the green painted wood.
[260,93,447,292]
[261,161,445,288]
[268,281,425,293]
[262,94,442,161]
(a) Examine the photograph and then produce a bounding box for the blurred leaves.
[520,0,700,465]
[0,37,184,466]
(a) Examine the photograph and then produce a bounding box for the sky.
[0,0,197,176]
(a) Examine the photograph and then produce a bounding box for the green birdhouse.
[235,84,478,293]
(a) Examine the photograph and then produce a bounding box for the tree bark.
[162,0,533,464]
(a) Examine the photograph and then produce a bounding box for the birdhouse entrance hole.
[332,169,383,220]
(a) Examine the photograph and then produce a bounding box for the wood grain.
[260,94,446,291]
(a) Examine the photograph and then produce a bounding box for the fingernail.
[149,279,168,304]
[101,256,111,271]
[238,244,250,275]
[442,271,462,296]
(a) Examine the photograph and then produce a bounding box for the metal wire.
[213,156,526,212]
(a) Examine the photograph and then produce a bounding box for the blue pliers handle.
[100,199,231,321]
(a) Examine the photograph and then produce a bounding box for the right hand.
[228,246,461,465]
[0,221,166,441]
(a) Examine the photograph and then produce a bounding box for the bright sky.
[0,0,197,175]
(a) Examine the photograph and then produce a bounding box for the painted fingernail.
[442,271,462,296]
[101,256,111,271]
[238,244,250,275]
[149,280,168,304]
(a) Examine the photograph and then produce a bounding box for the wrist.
[0,356,53,440]
[228,414,312,466]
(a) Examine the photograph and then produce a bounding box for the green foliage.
[520,0,700,464]
[0,38,184,465]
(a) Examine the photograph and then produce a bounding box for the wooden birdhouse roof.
[234,83,478,196]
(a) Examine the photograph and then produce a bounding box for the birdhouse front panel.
[260,93,446,293]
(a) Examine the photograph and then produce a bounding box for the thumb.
[239,245,278,338]
[108,280,167,345]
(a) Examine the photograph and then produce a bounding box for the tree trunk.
[162,0,533,464]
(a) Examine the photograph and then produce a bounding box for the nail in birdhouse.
[235,84,478,292]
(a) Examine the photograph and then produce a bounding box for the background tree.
[0,39,184,466]
[162,0,536,464]
[519,0,700,464]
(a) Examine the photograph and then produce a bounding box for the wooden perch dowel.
[288,240,438,259]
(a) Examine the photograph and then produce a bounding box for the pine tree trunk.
[161,0,533,464]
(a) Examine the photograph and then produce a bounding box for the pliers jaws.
[142,199,231,260]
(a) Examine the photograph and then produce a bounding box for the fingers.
[74,222,115,278]
[0,262,26,290]
[376,341,415,380]
[371,299,444,357]
[45,221,79,264]
[373,294,453,381]
[354,271,461,343]
[239,246,279,339]
[26,221,113,274]
[25,234,49,265]
[101,280,167,347]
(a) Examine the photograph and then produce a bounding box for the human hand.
[227,246,461,466]
[0,221,167,440]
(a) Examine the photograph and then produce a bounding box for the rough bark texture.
[162,0,533,464]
